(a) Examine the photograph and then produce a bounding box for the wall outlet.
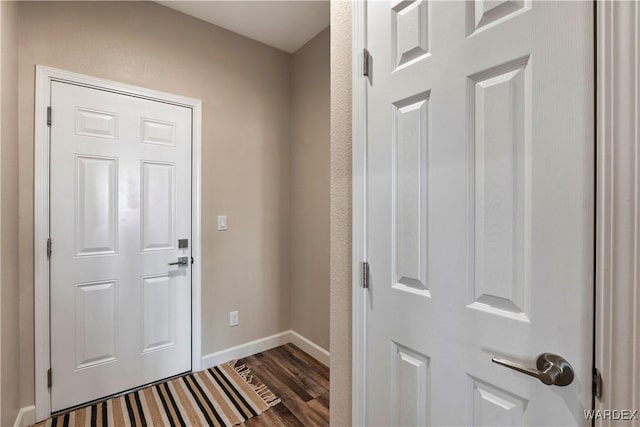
[229,310,239,327]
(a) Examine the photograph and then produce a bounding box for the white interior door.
[50,82,192,411]
[365,1,594,425]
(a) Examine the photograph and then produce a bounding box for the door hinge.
[47,238,52,260]
[47,106,52,127]
[47,368,52,388]
[361,261,370,289]
[363,48,371,77]
[191,256,194,265]
[593,368,603,399]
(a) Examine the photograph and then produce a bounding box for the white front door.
[365,1,594,425]
[50,82,192,411]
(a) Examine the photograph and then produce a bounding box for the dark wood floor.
[238,343,330,427]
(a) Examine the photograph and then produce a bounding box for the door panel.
[142,274,177,353]
[365,1,593,425]
[74,280,118,370]
[393,93,430,296]
[471,56,530,321]
[141,161,176,251]
[50,82,192,411]
[75,155,118,256]
[391,342,431,426]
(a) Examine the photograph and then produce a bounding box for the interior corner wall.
[1,1,21,425]
[17,1,292,408]
[330,1,353,425]
[289,27,331,352]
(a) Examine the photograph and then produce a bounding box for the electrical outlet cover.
[229,310,239,327]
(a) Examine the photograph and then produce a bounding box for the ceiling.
[157,1,330,53]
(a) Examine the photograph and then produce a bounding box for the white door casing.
[360,1,594,425]
[49,82,192,411]
[595,1,640,422]
[34,66,202,421]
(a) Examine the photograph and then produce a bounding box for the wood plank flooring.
[238,343,330,427]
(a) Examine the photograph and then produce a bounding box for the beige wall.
[18,1,293,408]
[290,28,330,351]
[1,1,21,425]
[329,1,352,425]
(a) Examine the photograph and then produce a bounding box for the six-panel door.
[365,1,594,425]
[50,82,192,411]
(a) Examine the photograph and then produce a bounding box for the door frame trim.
[594,1,640,421]
[34,65,203,422]
[351,1,632,424]
[351,0,367,425]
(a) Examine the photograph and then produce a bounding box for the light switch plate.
[218,215,228,231]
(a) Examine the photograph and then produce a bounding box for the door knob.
[168,257,189,266]
[491,353,574,386]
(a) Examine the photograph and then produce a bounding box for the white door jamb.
[34,65,202,422]
[351,1,367,426]
[595,1,640,422]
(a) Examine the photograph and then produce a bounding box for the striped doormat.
[33,361,281,427]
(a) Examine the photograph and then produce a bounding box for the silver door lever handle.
[168,257,189,266]
[491,353,574,386]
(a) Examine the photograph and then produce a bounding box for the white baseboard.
[288,330,330,367]
[201,331,291,369]
[14,405,35,427]
[201,330,330,369]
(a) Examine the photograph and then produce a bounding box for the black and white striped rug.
[34,361,280,427]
